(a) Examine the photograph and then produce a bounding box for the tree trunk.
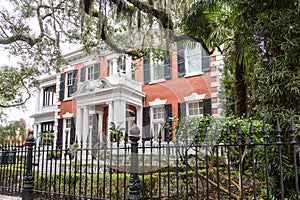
[234,62,247,117]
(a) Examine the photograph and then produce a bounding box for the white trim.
[211,92,218,98]
[184,93,206,102]
[149,98,167,106]
[63,65,75,72]
[149,78,166,84]
[211,82,220,88]
[210,71,221,78]
[85,59,97,66]
[184,72,204,78]
[62,112,73,118]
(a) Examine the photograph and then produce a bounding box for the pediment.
[73,77,111,96]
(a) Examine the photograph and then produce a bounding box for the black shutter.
[59,73,65,100]
[57,119,63,148]
[143,107,151,140]
[94,63,100,79]
[178,102,186,119]
[72,70,78,94]
[177,43,186,77]
[143,53,151,84]
[164,55,171,79]
[70,117,76,144]
[164,104,172,141]
[202,48,210,72]
[203,98,212,116]
[80,67,86,82]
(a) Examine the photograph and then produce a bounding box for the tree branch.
[0,35,39,46]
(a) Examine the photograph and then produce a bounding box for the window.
[153,106,164,119]
[43,85,56,106]
[41,121,54,132]
[66,118,71,129]
[59,70,77,101]
[177,41,210,77]
[188,101,203,116]
[40,121,54,146]
[110,55,135,79]
[64,118,71,148]
[143,53,171,84]
[66,72,73,98]
[87,66,94,80]
[117,55,126,73]
[152,106,165,141]
[80,63,100,82]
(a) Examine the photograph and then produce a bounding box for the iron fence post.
[128,124,141,200]
[22,134,35,200]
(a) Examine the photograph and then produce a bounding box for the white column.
[137,106,143,133]
[107,101,114,144]
[98,111,104,143]
[36,89,41,113]
[82,106,89,148]
[114,100,126,129]
[76,107,83,145]
[35,124,41,146]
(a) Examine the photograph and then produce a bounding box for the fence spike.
[262,121,267,134]
[290,118,296,143]
[158,130,162,141]
[276,119,282,143]
[289,118,295,132]
[276,119,282,133]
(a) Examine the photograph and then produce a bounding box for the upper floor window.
[59,70,78,100]
[43,85,56,106]
[66,72,73,98]
[87,66,94,80]
[80,63,100,82]
[117,55,126,73]
[110,54,135,79]
[177,41,210,77]
[143,52,171,84]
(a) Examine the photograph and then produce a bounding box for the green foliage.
[47,149,62,160]
[174,115,214,145]
[109,122,125,142]
[0,119,27,145]
[38,132,55,146]
[0,65,40,108]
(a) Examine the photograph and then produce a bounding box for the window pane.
[153,106,164,119]
[66,72,73,97]
[186,42,202,73]
[117,55,126,73]
[87,66,94,80]
[153,60,164,80]
[66,118,71,128]
[188,102,203,116]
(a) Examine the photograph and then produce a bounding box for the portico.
[72,74,145,149]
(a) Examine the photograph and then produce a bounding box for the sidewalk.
[0,195,21,200]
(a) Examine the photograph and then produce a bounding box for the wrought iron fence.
[0,121,299,199]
